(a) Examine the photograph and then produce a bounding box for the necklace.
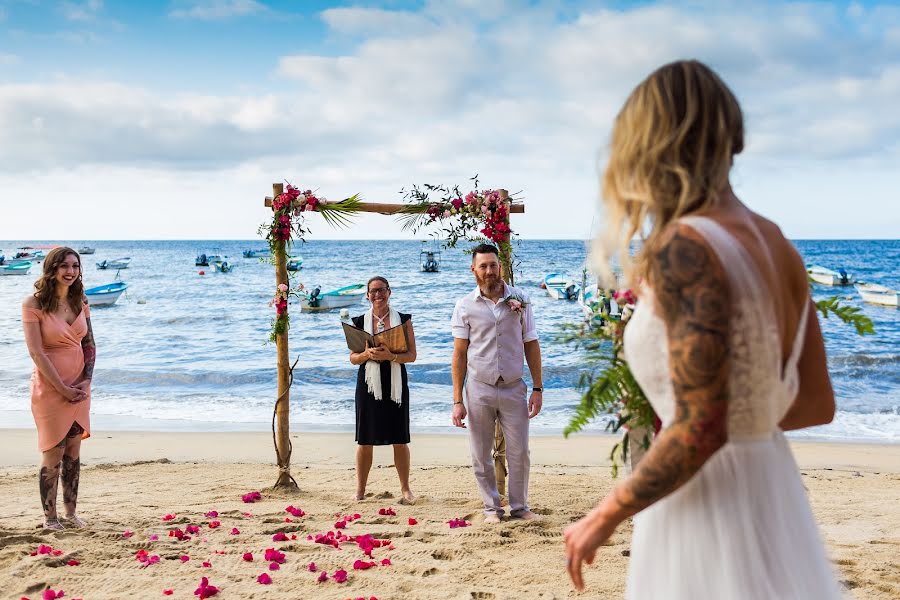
[373,310,389,332]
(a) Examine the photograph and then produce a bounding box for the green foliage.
[814,296,875,336]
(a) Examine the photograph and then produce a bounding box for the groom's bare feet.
[353,491,365,501]
[483,514,501,525]
[398,490,416,505]
[510,510,540,521]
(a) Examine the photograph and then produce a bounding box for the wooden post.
[272,183,298,490]
[493,189,512,498]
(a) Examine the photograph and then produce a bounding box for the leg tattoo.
[62,455,81,515]
[39,464,61,520]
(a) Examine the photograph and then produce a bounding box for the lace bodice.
[623,216,809,441]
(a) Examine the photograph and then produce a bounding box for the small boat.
[420,241,441,272]
[807,265,855,286]
[0,263,31,276]
[287,256,304,271]
[78,247,96,255]
[84,282,128,306]
[299,283,366,312]
[856,282,900,307]
[242,248,271,259]
[212,260,234,273]
[543,273,580,301]
[195,252,210,266]
[11,248,45,263]
[97,257,132,270]
[206,254,229,265]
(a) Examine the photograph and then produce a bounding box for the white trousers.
[465,377,530,517]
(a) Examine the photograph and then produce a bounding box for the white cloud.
[169,0,268,20]
[61,0,103,22]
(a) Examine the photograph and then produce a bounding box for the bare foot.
[510,510,540,521]
[483,514,501,525]
[63,514,87,529]
[43,518,65,531]
[398,490,416,505]
[353,491,365,501]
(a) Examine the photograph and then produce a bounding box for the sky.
[0,0,898,240]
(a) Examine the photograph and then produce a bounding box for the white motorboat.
[78,246,96,255]
[807,265,855,286]
[855,282,899,307]
[543,273,580,301]
[84,282,128,306]
[97,257,132,270]
[299,284,366,312]
[0,262,31,276]
[287,256,304,271]
[420,241,441,272]
[213,260,234,273]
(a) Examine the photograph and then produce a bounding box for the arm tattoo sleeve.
[81,314,96,381]
[614,226,731,513]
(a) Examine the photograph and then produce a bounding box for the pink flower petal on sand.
[377,507,396,516]
[208,521,220,529]
[353,513,361,520]
[284,518,292,523]
[285,505,305,517]
[241,512,252,518]
[271,532,288,542]
[334,520,347,529]
[185,525,200,535]
[333,569,348,583]
[242,552,253,562]
[268,562,280,571]
[50,550,63,557]
[241,491,262,503]
[163,590,173,596]
[193,576,219,599]
[162,514,176,521]
[407,518,417,525]
[42,589,64,600]
[317,571,328,583]
[205,511,218,518]
[180,555,190,562]
[381,558,392,566]
[66,559,80,566]
[291,534,297,540]
[230,528,240,535]
[307,562,317,572]
[257,573,272,585]
[202,561,211,568]
[149,535,159,541]
[122,530,134,538]
[263,548,285,563]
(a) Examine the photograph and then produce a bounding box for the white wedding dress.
[622,216,842,599]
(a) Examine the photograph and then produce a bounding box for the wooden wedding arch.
[263,183,524,493]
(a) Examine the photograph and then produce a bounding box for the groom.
[450,243,543,523]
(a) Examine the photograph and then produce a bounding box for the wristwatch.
[533,387,543,392]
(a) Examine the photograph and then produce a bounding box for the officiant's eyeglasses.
[368,286,390,296]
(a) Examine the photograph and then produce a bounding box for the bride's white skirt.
[626,431,843,600]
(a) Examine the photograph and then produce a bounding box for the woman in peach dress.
[22,247,96,530]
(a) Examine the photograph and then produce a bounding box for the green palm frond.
[396,202,433,232]
[815,295,875,336]
[317,194,362,229]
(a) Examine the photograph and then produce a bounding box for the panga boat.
[807,265,855,286]
[97,257,132,270]
[242,248,271,258]
[543,273,580,301]
[213,260,234,273]
[299,284,366,312]
[0,263,31,276]
[420,241,441,272]
[84,282,128,306]
[855,282,899,307]
[287,256,304,271]
[78,246,95,255]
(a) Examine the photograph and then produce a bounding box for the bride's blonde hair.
[594,60,744,287]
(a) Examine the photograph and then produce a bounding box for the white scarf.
[363,306,403,405]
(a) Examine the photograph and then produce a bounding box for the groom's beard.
[476,273,504,296]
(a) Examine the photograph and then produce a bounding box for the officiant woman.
[348,276,417,503]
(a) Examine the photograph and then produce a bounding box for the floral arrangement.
[259,183,361,342]
[397,177,521,283]
[503,293,528,315]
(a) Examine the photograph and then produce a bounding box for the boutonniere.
[503,293,528,315]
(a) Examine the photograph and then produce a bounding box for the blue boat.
[287,256,304,271]
[0,262,31,276]
[84,282,128,307]
[242,248,271,259]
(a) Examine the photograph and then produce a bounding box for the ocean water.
[0,239,897,442]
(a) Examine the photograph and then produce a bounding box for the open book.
[342,321,410,354]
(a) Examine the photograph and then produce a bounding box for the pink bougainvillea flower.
[241,512,252,518]
[185,525,200,535]
[271,532,288,542]
[377,507,396,516]
[352,513,361,520]
[353,559,376,570]
[263,548,285,563]
[333,569,348,583]
[230,528,240,536]
[241,491,262,503]
[163,590,173,596]
[447,518,471,528]
[148,534,159,541]
[334,520,347,529]
[307,562,317,572]
[180,555,190,563]
[162,514,176,521]
[407,518,418,525]
[202,561,211,568]
[317,571,328,583]
[242,552,253,562]
[257,573,272,585]
[37,544,54,555]
[50,550,63,557]
[205,511,218,518]
[268,562,280,571]
[41,589,64,600]
[381,558,392,566]
[66,559,80,566]
[208,521,220,529]
[285,505,305,517]
[193,576,218,599]
[291,534,297,540]
[122,530,134,538]
[284,518,292,523]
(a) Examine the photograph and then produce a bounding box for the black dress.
[353,313,411,446]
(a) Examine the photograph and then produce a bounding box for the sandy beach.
[0,429,898,599]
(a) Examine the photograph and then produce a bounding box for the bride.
[563,60,842,599]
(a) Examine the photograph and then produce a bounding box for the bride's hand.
[563,508,619,591]
[369,345,393,362]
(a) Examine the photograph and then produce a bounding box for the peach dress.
[22,303,91,452]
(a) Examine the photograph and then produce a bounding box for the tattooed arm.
[564,224,731,590]
[77,301,96,391]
